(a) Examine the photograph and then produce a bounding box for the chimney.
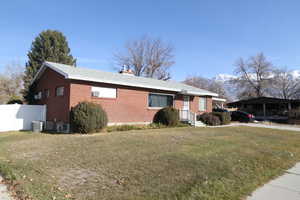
[119,65,134,76]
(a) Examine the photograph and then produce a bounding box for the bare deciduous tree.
[269,68,300,99]
[232,53,273,99]
[184,76,229,99]
[114,36,175,80]
[0,62,24,104]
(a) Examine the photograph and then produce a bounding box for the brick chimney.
[119,65,134,76]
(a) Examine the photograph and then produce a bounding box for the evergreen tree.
[23,30,76,103]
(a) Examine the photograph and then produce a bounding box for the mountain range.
[212,70,300,101]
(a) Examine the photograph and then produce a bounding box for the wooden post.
[288,103,292,111]
[263,103,266,118]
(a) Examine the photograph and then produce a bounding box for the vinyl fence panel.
[0,104,46,132]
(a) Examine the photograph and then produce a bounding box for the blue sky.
[1,0,300,81]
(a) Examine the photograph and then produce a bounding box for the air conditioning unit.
[56,122,70,133]
[34,94,41,100]
[92,91,100,97]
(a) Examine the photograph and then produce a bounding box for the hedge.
[70,102,108,133]
[212,112,231,125]
[153,107,179,127]
[197,113,221,126]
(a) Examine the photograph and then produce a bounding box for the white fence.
[0,104,46,132]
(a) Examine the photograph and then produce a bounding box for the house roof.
[32,61,218,97]
[227,97,300,107]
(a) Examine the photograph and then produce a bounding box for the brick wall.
[69,80,212,124]
[69,80,180,123]
[35,68,70,122]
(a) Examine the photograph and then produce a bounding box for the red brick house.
[32,62,218,131]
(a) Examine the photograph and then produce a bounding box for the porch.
[227,97,300,121]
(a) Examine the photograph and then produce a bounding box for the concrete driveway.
[247,163,300,200]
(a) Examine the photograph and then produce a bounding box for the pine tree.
[23,30,76,103]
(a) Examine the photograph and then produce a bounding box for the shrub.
[197,112,221,126]
[107,125,145,132]
[70,102,108,133]
[212,112,231,125]
[153,107,179,127]
[288,108,300,124]
[288,108,300,119]
[7,96,23,104]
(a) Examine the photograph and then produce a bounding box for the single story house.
[227,97,300,120]
[32,61,218,131]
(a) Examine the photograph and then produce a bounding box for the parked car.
[212,108,229,112]
[230,111,255,123]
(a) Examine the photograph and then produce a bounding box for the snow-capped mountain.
[213,70,300,83]
[290,70,300,79]
[213,74,236,82]
[212,70,300,101]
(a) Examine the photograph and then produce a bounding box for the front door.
[183,96,190,111]
[182,96,190,120]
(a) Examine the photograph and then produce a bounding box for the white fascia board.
[30,62,69,86]
[212,97,226,102]
[44,62,69,78]
[30,63,46,85]
[186,91,219,97]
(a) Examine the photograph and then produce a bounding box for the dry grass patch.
[0,127,300,200]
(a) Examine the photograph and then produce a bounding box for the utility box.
[32,121,43,133]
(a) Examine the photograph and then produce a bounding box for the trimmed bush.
[197,113,221,126]
[70,102,108,133]
[212,112,231,125]
[288,108,300,124]
[153,107,179,126]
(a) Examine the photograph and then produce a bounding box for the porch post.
[288,103,292,111]
[263,103,266,118]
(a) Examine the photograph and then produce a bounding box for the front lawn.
[0,127,300,200]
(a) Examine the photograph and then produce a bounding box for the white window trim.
[147,92,175,109]
[199,97,207,112]
[56,86,64,97]
[34,91,42,100]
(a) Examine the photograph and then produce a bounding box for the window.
[91,86,117,98]
[199,97,207,111]
[56,86,64,96]
[34,91,42,100]
[148,93,173,108]
[44,89,50,98]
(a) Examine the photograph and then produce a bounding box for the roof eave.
[30,62,71,86]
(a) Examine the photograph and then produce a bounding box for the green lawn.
[0,127,300,200]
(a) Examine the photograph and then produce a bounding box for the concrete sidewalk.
[209,122,300,132]
[247,163,300,200]
[0,176,13,200]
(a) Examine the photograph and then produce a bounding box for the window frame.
[35,91,42,100]
[91,86,117,99]
[55,86,64,97]
[148,92,175,109]
[199,97,207,112]
[44,89,50,99]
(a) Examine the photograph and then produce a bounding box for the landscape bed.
[0,126,300,200]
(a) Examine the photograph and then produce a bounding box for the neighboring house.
[32,61,218,131]
[227,97,300,120]
[212,97,227,109]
